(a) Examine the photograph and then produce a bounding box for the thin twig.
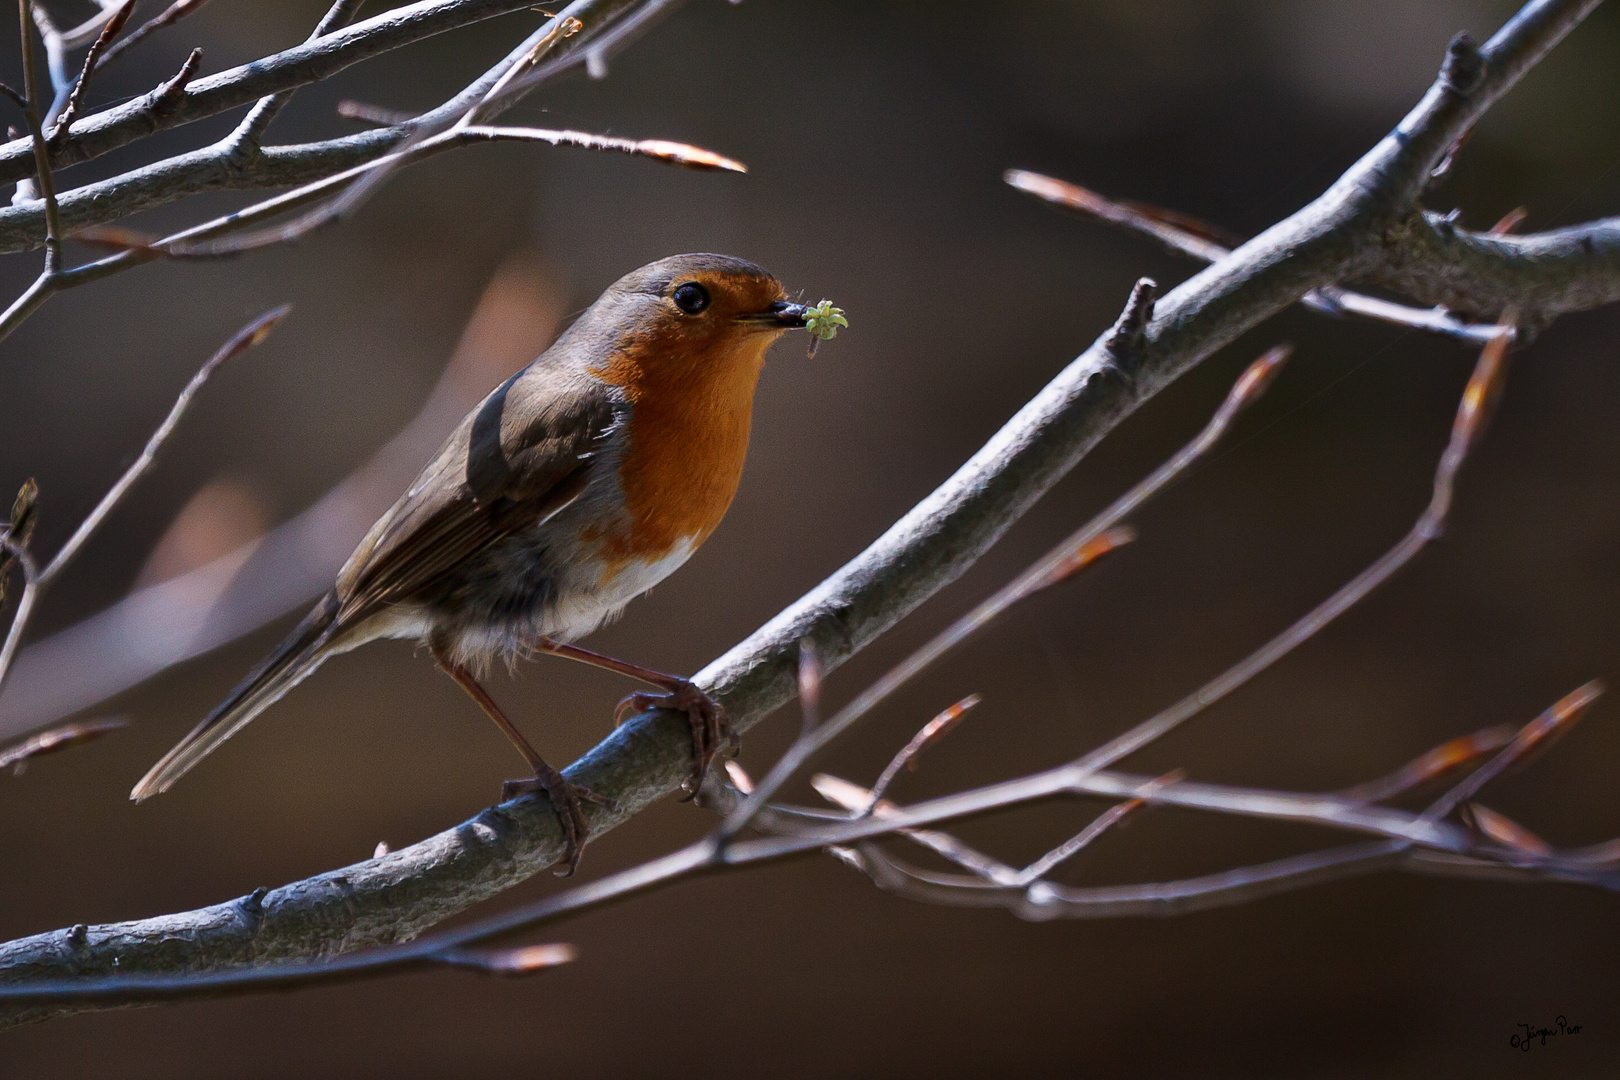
[3,696,1612,1008]
[168,124,745,258]
[0,308,288,695]
[825,770,1173,889]
[0,0,68,346]
[1421,681,1603,823]
[0,121,739,345]
[0,0,612,185]
[17,0,62,275]
[223,0,368,160]
[1333,723,1517,804]
[36,307,288,587]
[818,709,1565,885]
[718,344,1289,841]
[0,717,126,774]
[810,773,1020,881]
[1005,169,1505,345]
[47,0,136,146]
[97,0,215,68]
[0,478,37,610]
[0,537,38,690]
[1064,322,1514,782]
[862,694,981,814]
[185,3,611,256]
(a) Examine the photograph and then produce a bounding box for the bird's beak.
[738,300,810,332]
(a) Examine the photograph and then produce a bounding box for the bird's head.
[571,253,816,393]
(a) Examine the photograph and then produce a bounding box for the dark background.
[2,0,1619,1075]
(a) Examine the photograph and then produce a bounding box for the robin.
[131,253,837,872]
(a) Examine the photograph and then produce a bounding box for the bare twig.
[182,4,604,256]
[0,0,632,183]
[0,717,125,775]
[862,694,982,813]
[0,0,691,261]
[0,308,288,696]
[46,0,136,146]
[0,478,37,609]
[1421,680,1603,822]
[717,343,1289,841]
[810,773,1020,882]
[0,536,38,691]
[164,125,745,258]
[716,526,1132,844]
[1005,169,1506,344]
[2,680,1611,1008]
[0,0,733,345]
[823,770,1177,889]
[97,0,216,68]
[17,0,62,274]
[1064,322,1513,782]
[0,0,66,366]
[1334,723,1517,804]
[221,0,368,160]
[813,706,1575,891]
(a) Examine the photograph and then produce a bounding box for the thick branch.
[1374,211,1620,330]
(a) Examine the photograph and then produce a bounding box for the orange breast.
[587,332,771,575]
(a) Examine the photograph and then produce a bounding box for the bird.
[132,253,829,873]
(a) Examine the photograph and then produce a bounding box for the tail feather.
[131,593,342,801]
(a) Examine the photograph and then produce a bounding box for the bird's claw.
[614,680,733,800]
[502,766,616,876]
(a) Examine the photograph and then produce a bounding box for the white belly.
[418,535,701,668]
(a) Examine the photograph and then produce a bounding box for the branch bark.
[1374,211,1620,331]
[0,0,633,183]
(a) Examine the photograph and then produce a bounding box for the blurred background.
[1,0,1619,1075]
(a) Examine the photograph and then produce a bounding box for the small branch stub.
[1441,32,1486,96]
[1104,277,1156,369]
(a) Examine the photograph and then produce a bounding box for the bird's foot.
[614,679,733,799]
[502,765,617,876]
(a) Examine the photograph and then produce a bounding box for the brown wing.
[333,362,616,626]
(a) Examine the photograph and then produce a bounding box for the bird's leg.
[432,645,612,876]
[534,637,731,799]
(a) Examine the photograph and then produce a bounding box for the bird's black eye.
[672,281,710,315]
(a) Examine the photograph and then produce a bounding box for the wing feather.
[334,364,615,626]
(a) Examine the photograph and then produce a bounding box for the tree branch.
[0,113,741,254]
[0,0,708,347]
[1374,211,1620,331]
[0,0,637,183]
[0,308,288,696]
[218,0,367,162]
